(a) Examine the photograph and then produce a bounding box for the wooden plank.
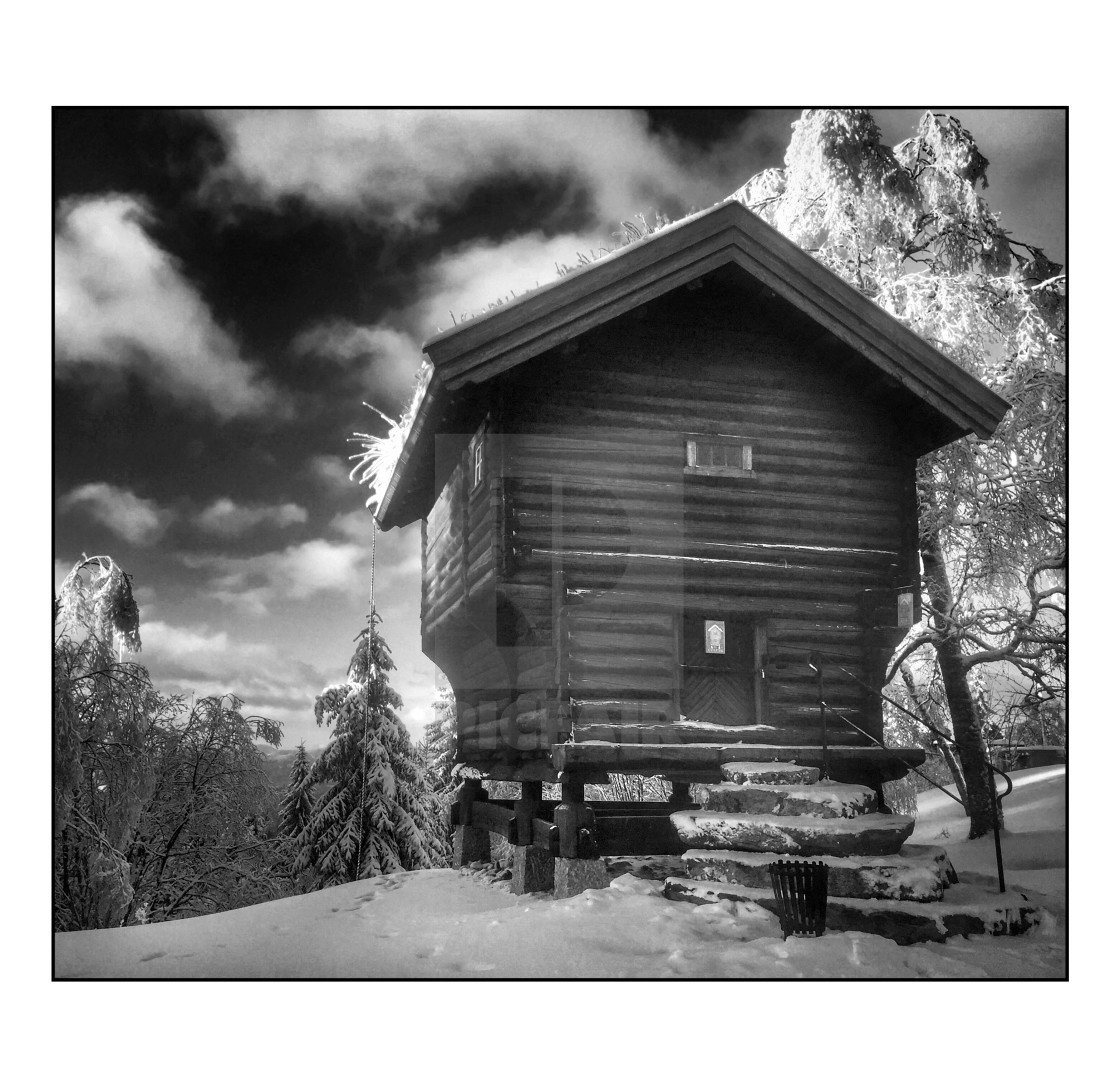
[469,800,519,841]
[552,742,926,785]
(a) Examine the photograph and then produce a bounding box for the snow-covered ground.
[54,766,1066,979]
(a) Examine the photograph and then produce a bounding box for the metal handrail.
[792,646,1012,892]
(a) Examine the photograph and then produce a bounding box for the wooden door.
[679,613,754,726]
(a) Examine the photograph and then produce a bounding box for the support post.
[511,780,553,894]
[555,779,595,858]
[553,776,610,897]
[452,779,491,868]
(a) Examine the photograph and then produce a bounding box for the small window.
[471,439,485,490]
[685,436,754,478]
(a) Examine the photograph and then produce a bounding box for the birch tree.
[735,110,1066,836]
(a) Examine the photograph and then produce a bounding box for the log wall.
[424,280,922,775]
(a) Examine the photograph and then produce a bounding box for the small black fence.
[769,859,829,938]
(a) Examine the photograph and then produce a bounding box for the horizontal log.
[552,743,925,785]
[572,722,862,745]
[566,610,676,634]
[572,698,672,724]
[515,523,902,562]
[514,404,900,462]
[568,677,677,698]
[568,652,675,676]
[469,800,518,841]
[461,758,560,784]
[531,817,559,851]
[507,464,903,508]
[466,532,492,568]
[510,483,903,527]
[568,630,674,656]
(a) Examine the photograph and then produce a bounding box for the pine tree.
[295,617,449,887]
[423,686,458,793]
[734,110,1066,836]
[279,741,313,839]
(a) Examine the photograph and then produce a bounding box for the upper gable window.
[685,436,754,478]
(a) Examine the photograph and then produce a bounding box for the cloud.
[182,536,368,615]
[409,231,592,337]
[329,513,420,577]
[291,318,421,402]
[197,497,307,537]
[54,194,286,420]
[306,454,357,494]
[139,619,328,734]
[58,482,175,545]
[305,231,602,415]
[143,619,232,657]
[205,109,785,232]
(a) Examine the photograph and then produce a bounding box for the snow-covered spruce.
[279,741,313,839]
[295,619,448,887]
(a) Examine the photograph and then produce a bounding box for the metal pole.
[987,764,1006,893]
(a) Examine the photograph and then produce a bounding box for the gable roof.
[376,199,1010,529]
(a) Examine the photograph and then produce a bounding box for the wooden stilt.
[452,779,491,867]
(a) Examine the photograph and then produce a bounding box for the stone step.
[671,809,915,857]
[721,761,820,786]
[697,781,877,819]
[681,844,955,902]
[663,876,1042,946]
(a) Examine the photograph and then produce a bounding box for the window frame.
[471,437,485,492]
[683,433,756,479]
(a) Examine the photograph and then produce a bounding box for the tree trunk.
[921,529,1000,837]
[900,663,969,805]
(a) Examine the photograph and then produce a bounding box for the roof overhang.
[377,199,1010,529]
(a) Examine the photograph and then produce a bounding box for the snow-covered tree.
[54,556,160,929]
[124,693,289,924]
[295,619,448,887]
[279,741,313,838]
[54,556,292,929]
[735,110,1066,836]
[423,686,458,793]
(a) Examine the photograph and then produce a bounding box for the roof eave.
[380,200,1011,527]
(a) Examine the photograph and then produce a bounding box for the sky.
[52,108,1067,750]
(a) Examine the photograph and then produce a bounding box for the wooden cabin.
[375,200,1009,884]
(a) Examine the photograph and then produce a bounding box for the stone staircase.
[663,760,1041,945]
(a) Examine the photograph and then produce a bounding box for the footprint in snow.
[139,951,166,962]
[462,962,497,972]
